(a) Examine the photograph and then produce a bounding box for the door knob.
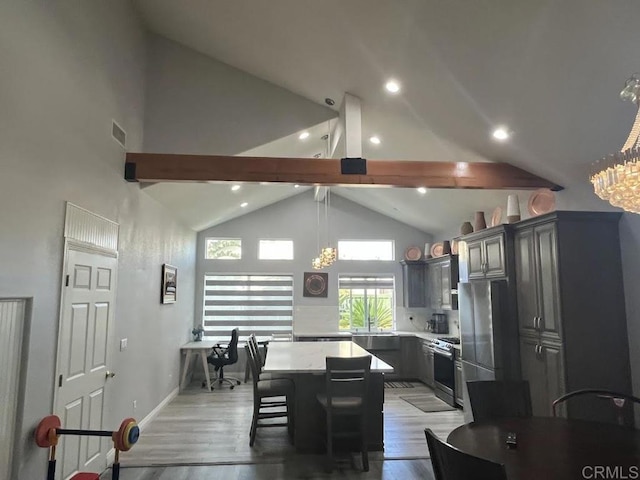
[105,371,116,379]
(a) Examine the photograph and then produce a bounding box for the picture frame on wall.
[303,272,328,298]
[161,264,177,304]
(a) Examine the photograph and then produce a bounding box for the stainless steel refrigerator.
[458,280,520,421]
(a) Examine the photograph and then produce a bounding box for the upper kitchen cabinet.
[459,225,514,282]
[514,222,561,339]
[513,211,633,423]
[400,260,427,308]
[426,255,459,310]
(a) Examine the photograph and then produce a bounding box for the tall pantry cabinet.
[513,211,632,424]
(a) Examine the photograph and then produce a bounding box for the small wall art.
[161,264,177,304]
[303,272,328,298]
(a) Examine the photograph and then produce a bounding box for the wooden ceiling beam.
[124,153,563,191]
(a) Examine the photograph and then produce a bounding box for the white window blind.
[203,274,293,339]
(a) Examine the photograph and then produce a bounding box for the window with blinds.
[203,274,294,339]
[338,275,395,331]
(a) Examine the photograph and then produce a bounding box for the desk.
[447,417,640,480]
[263,341,393,453]
[180,336,273,392]
[180,341,218,392]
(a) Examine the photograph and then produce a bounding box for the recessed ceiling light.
[385,80,401,94]
[417,187,428,195]
[294,184,300,188]
[240,202,248,208]
[299,131,310,140]
[492,126,510,141]
[231,184,241,191]
[369,136,381,145]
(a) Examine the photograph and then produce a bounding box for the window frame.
[258,239,294,261]
[338,274,396,332]
[204,237,243,260]
[202,273,294,340]
[337,239,395,261]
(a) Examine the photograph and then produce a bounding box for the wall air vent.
[111,120,126,148]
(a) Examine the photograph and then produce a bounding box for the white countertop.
[294,330,455,341]
[263,341,394,374]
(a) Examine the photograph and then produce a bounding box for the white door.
[54,246,117,480]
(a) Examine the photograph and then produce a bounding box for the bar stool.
[245,342,295,446]
[316,355,372,472]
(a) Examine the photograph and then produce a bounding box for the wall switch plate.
[120,338,128,351]
[133,400,137,410]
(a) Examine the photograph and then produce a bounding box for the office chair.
[204,328,242,390]
[317,355,372,472]
[467,380,532,422]
[424,428,507,480]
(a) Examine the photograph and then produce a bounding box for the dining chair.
[244,334,270,382]
[467,380,532,422]
[245,343,295,446]
[552,389,640,427]
[247,333,274,381]
[316,355,371,472]
[424,428,507,480]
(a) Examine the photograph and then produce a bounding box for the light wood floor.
[111,380,464,479]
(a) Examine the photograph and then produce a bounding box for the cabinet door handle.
[533,316,538,330]
[538,316,543,330]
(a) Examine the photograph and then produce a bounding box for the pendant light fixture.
[311,121,338,269]
[312,191,323,269]
[320,188,337,267]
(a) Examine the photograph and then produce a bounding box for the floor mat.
[384,381,415,388]
[399,393,457,412]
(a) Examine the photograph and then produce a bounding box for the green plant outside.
[206,239,241,259]
[339,289,393,331]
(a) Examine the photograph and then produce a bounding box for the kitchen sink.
[352,332,400,350]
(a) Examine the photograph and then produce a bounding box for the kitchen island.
[263,341,393,453]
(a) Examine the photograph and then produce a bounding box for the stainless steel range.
[430,337,460,407]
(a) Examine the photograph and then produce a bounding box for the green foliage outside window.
[339,289,393,331]
[206,239,241,259]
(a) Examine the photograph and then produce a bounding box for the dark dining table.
[447,417,640,480]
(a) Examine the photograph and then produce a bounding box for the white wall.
[0,3,196,479]
[196,190,433,333]
[143,33,335,155]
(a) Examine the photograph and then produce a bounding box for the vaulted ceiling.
[132,0,639,236]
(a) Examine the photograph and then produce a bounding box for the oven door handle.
[433,347,453,359]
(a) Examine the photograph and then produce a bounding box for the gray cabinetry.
[454,359,463,407]
[519,336,564,417]
[400,336,418,380]
[515,223,561,340]
[466,234,505,279]
[401,260,427,308]
[514,212,632,424]
[418,339,434,387]
[426,255,459,310]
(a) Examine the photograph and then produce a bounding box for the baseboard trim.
[107,387,179,464]
[139,386,179,432]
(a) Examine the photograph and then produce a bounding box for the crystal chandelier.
[591,74,640,213]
